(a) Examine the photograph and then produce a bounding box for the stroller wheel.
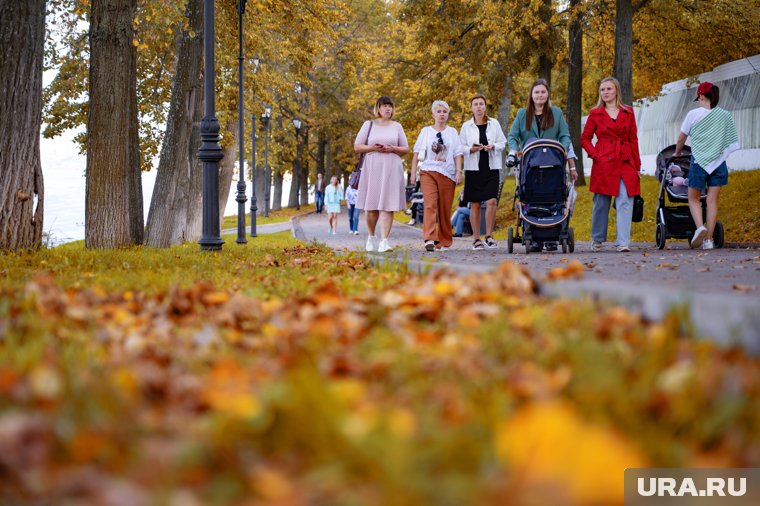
[561,238,568,254]
[656,222,667,250]
[568,227,575,253]
[507,227,514,253]
[714,221,725,248]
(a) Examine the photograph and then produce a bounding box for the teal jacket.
[507,105,571,153]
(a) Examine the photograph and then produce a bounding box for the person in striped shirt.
[674,82,739,250]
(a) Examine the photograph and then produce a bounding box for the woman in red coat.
[581,77,641,252]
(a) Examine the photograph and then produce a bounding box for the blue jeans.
[688,158,728,190]
[591,178,633,247]
[315,191,325,213]
[347,204,360,232]
[452,208,471,235]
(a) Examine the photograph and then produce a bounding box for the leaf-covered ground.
[1,233,758,505]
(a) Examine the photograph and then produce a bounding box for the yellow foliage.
[495,400,647,504]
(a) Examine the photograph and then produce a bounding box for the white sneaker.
[592,241,602,252]
[702,239,714,250]
[407,219,416,226]
[365,235,378,252]
[690,225,707,249]
[424,240,435,252]
[616,245,631,252]
[377,239,392,252]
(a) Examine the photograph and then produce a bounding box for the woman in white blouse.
[409,101,464,252]
[459,94,507,250]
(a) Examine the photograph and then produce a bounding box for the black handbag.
[613,194,644,222]
[632,195,644,222]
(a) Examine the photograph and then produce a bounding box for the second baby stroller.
[508,138,575,254]
[654,144,724,249]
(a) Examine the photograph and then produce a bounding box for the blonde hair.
[595,77,625,108]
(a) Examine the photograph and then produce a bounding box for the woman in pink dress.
[354,96,410,253]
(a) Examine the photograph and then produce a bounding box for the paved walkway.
[291,211,760,353]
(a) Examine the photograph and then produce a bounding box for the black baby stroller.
[508,138,575,254]
[654,144,724,249]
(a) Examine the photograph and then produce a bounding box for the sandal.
[484,235,497,248]
[472,239,485,251]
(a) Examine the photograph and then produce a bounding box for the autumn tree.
[143,0,204,247]
[0,0,46,251]
[85,0,143,248]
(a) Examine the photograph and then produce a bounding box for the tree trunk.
[614,0,634,105]
[254,162,265,215]
[537,0,553,86]
[272,171,283,211]
[497,74,513,179]
[316,132,326,179]
[287,149,298,208]
[301,126,310,206]
[0,0,45,251]
[144,0,203,247]
[86,0,143,248]
[217,122,237,219]
[567,0,586,186]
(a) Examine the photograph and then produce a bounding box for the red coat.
[581,105,641,196]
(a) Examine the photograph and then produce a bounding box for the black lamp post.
[292,118,302,211]
[249,58,259,238]
[262,105,271,218]
[198,0,224,251]
[235,0,247,244]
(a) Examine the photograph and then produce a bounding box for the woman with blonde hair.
[581,77,642,253]
[410,100,464,251]
[354,96,410,252]
[458,94,506,250]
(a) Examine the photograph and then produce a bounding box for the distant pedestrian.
[314,173,325,213]
[459,94,506,250]
[354,96,410,253]
[410,100,463,251]
[325,175,342,235]
[581,76,642,253]
[674,82,738,250]
[344,184,360,235]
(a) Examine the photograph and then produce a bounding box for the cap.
[694,82,714,101]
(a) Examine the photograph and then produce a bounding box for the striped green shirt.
[690,107,739,169]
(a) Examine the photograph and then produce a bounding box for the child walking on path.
[344,185,360,234]
[325,176,343,235]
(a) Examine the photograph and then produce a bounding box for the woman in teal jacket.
[507,78,575,251]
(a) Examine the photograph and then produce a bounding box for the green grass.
[220,204,316,229]
[399,170,760,244]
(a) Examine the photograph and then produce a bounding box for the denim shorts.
[688,159,728,190]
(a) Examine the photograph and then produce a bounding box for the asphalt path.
[291,211,760,353]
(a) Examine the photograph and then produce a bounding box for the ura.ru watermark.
[625,468,760,505]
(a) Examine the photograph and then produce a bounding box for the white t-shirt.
[413,126,464,181]
[681,106,731,174]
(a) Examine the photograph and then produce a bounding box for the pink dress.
[354,120,408,212]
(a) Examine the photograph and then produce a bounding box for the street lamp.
[235,0,248,245]
[292,118,302,211]
[262,105,271,218]
[250,57,259,238]
[198,0,224,251]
